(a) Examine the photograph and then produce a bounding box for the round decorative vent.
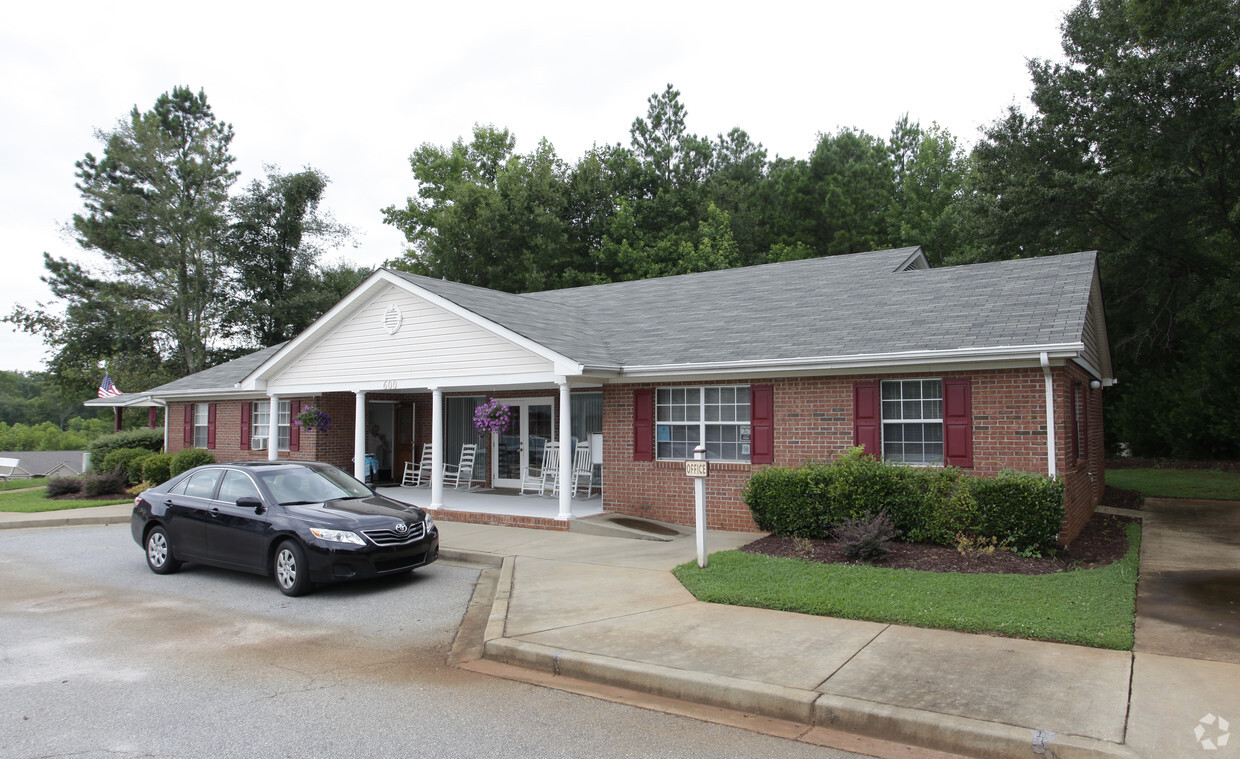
[383,304,403,335]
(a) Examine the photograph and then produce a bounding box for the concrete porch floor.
[375,484,605,525]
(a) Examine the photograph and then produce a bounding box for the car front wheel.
[273,540,313,597]
[145,526,181,575]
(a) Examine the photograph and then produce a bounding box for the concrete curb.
[479,575,1138,759]
[437,547,505,568]
[0,512,132,531]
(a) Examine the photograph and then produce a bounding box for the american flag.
[97,373,122,398]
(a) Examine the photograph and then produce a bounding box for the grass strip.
[1106,468,1240,501]
[0,488,131,513]
[674,523,1140,650]
[0,478,49,492]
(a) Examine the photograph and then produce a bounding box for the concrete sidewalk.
[6,501,1239,758]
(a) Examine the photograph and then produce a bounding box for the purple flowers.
[473,398,512,437]
[294,405,331,433]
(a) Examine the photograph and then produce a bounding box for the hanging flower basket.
[473,398,512,438]
[293,405,332,433]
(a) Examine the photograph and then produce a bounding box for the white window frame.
[252,400,291,451]
[881,378,944,465]
[656,386,751,462]
[193,404,210,449]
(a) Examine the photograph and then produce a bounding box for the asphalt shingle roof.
[143,343,287,395]
[393,248,1098,368]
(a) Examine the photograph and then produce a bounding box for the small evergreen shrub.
[82,470,128,498]
[89,429,163,473]
[170,448,215,477]
[141,453,173,485]
[102,447,156,485]
[833,510,901,561]
[745,451,1065,552]
[45,477,83,498]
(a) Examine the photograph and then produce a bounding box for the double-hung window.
[251,401,291,451]
[193,404,210,449]
[881,379,943,465]
[656,386,751,461]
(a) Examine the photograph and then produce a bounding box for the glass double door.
[493,398,554,489]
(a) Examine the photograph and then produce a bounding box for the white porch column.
[354,391,367,481]
[557,380,573,520]
[1040,352,1057,478]
[430,388,444,509]
[267,395,280,461]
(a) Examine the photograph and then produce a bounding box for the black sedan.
[131,460,439,596]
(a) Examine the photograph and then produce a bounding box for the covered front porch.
[376,484,604,530]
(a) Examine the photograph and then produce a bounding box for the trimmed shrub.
[82,470,129,498]
[101,447,156,485]
[89,429,163,473]
[170,448,215,477]
[46,477,83,498]
[745,451,1064,552]
[971,470,1065,554]
[141,453,173,486]
[744,464,825,537]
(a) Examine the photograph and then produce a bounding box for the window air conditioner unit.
[252,437,268,451]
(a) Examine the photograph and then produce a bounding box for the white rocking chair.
[402,443,433,487]
[570,441,597,497]
[520,442,559,496]
[443,443,484,490]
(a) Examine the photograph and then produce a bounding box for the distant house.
[0,451,89,479]
[87,247,1113,542]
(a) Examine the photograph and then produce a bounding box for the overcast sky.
[1,0,1076,377]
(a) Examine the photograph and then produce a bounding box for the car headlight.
[423,514,435,531]
[309,528,366,545]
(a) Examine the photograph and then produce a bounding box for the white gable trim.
[239,270,583,390]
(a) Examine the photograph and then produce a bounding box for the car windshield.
[258,466,372,505]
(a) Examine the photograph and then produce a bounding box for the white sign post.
[686,445,709,568]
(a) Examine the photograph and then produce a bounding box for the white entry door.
[492,398,555,489]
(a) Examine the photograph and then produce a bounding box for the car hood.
[280,495,427,528]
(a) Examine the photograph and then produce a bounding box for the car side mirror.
[237,495,265,515]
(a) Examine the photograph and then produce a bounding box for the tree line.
[382,0,1239,459]
[8,0,1236,458]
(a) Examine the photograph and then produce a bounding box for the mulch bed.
[740,511,1137,576]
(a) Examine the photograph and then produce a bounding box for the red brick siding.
[601,368,1104,541]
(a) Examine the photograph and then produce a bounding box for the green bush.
[745,451,1065,553]
[170,448,215,477]
[141,453,173,485]
[89,429,163,473]
[101,447,155,485]
[971,470,1065,554]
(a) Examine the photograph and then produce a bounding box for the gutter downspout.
[1040,352,1057,478]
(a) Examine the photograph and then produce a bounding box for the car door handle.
[210,508,221,518]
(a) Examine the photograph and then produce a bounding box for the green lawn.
[675,523,1140,650]
[1107,468,1240,500]
[0,478,49,491]
[0,488,131,513]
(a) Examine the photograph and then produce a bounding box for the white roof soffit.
[617,343,1088,380]
[237,270,584,390]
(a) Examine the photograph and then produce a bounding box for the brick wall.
[601,367,1103,542]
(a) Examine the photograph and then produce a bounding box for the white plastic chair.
[570,441,597,497]
[443,443,483,490]
[402,443,433,487]
[520,442,559,496]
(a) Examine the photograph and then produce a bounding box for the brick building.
[92,247,1113,542]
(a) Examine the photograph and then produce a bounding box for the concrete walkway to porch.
[376,484,604,527]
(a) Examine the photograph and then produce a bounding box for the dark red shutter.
[1082,385,1090,461]
[206,403,217,450]
[240,402,252,451]
[943,377,973,468]
[183,404,193,446]
[289,400,302,452]
[1068,383,1079,462]
[853,382,881,457]
[750,384,774,464]
[633,388,654,461]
